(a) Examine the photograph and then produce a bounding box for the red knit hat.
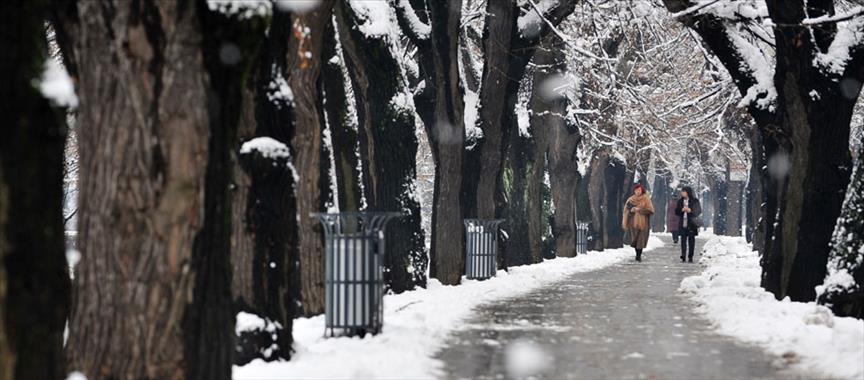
[633,183,645,192]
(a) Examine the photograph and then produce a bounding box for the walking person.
[675,186,702,263]
[622,184,654,262]
[666,193,680,244]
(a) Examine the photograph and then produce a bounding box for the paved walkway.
[438,236,800,380]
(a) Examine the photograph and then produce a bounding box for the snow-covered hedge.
[681,236,864,380]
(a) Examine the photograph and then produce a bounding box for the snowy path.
[437,236,802,380]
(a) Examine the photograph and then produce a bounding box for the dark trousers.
[680,229,695,259]
[671,230,680,243]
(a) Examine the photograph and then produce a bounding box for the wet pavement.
[437,236,801,380]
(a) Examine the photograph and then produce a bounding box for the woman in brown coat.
[622,184,655,262]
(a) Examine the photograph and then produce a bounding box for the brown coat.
[622,193,655,249]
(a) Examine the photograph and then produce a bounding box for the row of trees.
[661,0,864,313]
[2,0,863,379]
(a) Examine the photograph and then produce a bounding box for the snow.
[207,0,271,19]
[348,0,397,38]
[463,89,483,149]
[519,0,558,38]
[38,59,78,108]
[234,237,663,379]
[266,66,294,106]
[273,0,320,14]
[236,311,282,335]
[725,25,776,110]
[65,371,87,380]
[680,236,864,380]
[396,0,431,39]
[66,249,81,280]
[240,137,291,160]
[815,18,864,76]
[236,312,268,335]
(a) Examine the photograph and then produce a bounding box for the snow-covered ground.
[234,237,663,379]
[681,236,864,380]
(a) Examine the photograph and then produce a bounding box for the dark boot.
[636,249,642,262]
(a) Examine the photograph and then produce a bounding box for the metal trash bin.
[312,212,399,337]
[576,222,589,255]
[463,219,504,280]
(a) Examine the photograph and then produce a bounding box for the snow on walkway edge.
[234,236,663,379]
[680,236,864,380]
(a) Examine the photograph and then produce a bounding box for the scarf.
[683,198,689,228]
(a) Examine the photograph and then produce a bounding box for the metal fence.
[464,219,504,280]
[576,222,590,255]
[312,212,399,337]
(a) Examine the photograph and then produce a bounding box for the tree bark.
[712,178,728,235]
[321,20,362,213]
[651,175,668,233]
[604,160,627,249]
[0,1,71,378]
[230,79,257,310]
[335,2,427,292]
[502,133,533,267]
[232,8,299,365]
[819,134,864,318]
[528,36,569,260]
[288,1,334,316]
[396,0,466,285]
[53,1,261,377]
[547,113,581,257]
[186,7,268,378]
[587,155,608,251]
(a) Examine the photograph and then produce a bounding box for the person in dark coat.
[675,186,702,262]
[666,194,680,243]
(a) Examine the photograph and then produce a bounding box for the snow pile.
[273,0,320,14]
[349,0,397,38]
[680,236,864,380]
[234,236,662,379]
[236,312,280,336]
[38,59,78,108]
[240,137,291,160]
[206,0,271,19]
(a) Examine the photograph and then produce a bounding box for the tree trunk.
[502,133,533,267]
[475,0,519,221]
[230,79,257,310]
[529,36,571,259]
[0,1,71,378]
[587,155,608,251]
[335,2,426,292]
[53,1,261,377]
[321,20,362,213]
[726,173,744,237]
[713,178,728,235]
[604,160,627,249]
[548,119,581,257]
[651,175,668,233]
[396,0,466,285]
[288,2,334,316]
[757,0,857,302]
[232,8,298,365]
[819,135,864,318]
[186,7,268,378]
